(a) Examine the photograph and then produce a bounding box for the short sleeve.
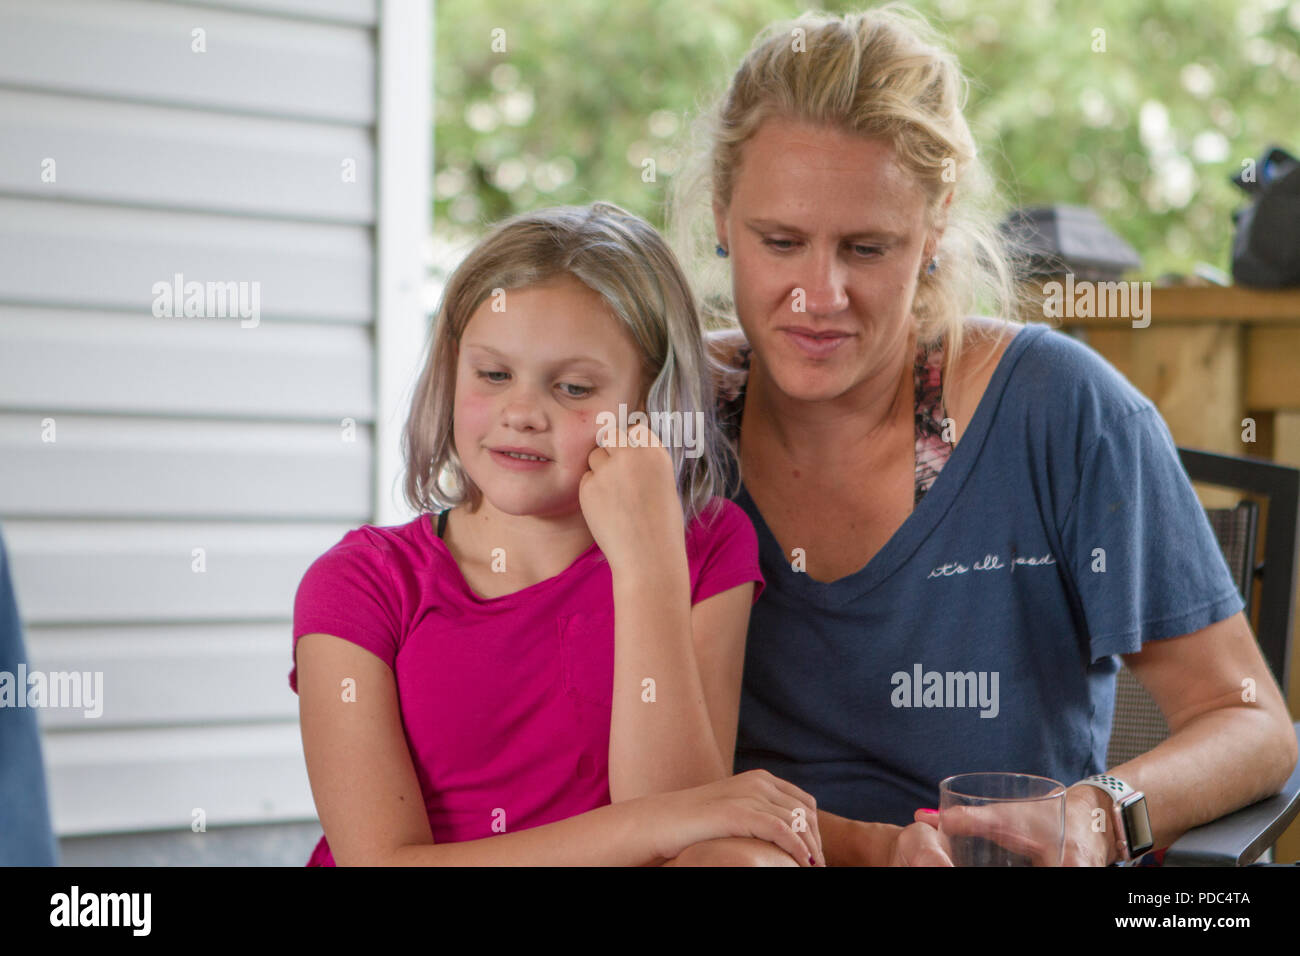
[1059,406,1245,661]
[686,497,765,606]
[289,533,403,694]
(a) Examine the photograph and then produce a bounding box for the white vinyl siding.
[0,0,422,846]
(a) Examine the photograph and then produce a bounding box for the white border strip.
[374,0,432,526]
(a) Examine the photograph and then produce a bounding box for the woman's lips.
[781,328,852,359]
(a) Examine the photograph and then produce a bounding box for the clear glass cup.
[938,772,1067,866]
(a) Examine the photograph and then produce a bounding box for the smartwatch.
[1079,774,1154,863]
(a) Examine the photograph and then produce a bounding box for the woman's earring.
[926,255,939,275]
[716,244,729,258]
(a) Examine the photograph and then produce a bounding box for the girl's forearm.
[381,796,666,866]
[607,557,728,801]
[817,810,900,866]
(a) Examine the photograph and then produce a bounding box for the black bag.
[1231,146,1300,288]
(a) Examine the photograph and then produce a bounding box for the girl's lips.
[781,328,851,358]
[488,448,552,471]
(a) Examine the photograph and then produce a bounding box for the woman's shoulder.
[968,318,1154,420]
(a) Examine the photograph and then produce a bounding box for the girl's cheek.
[453,388,495,433]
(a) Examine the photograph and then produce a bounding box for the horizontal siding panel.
[43,723,315,834]
[0,0,374,124]
[0,198,373,321]
[0,89,374,222]
[0,414,372,519]
[3,519,359,624]
[26,623,297,729]
[166,0,377,26]
[0,306,375,421]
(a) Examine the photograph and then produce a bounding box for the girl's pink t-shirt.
[289,497,764,866]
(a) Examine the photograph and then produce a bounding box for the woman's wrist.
[1065,782,1119,865]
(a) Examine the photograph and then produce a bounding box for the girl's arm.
[606,562,751,799]
[578,425,754,801]
[297,632,818,865]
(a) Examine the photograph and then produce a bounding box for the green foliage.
[435,0,1300,277]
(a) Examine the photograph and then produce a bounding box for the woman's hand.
[908,785,1112,866]
[578,421,683,573]
[644,769,825,866]
[888,820,954,866]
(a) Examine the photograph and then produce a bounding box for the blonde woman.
[292,202,824,865]
[668,4,1296,865]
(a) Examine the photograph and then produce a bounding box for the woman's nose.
[798,247,849,316]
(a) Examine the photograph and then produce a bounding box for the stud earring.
[926,256,939,275]
[716,244,729,258]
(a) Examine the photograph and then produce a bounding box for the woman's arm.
[297,632,820,865]
[1067,611,1297,864]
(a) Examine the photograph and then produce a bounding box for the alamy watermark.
[151,272,260,328]
[0,666,102,718]
[595,404,706,459]
[890,663,999,718]
[1041,274,1151,328]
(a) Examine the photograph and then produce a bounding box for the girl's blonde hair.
[404,202,734,525]
[668,2,1026,375]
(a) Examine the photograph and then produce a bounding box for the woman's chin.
[767,363,860,405]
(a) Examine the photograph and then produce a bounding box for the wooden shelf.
[1022,283,1300,324]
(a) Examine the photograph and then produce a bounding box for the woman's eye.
[558,383,593,398]
[762,238,797,251]
[851,244,882,258]
[476,370,508,383]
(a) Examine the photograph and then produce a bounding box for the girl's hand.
[578,421,683,573]
[644,769,825,866]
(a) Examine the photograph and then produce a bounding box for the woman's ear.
[712,199,729,252]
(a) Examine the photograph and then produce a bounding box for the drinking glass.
[938,772,1067,866]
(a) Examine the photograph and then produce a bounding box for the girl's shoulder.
[684,497,758,558]
[303,514,446,590]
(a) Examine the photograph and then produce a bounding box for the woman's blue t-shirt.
[730,322,1244,825]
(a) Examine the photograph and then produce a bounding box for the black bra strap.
[436,509,448,538]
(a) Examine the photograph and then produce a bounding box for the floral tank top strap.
[913,336,953,505]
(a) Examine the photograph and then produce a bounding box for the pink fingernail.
[919,808,939,815]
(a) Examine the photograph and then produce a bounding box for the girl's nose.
[501,395,546,431]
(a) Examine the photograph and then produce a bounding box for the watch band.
[1078,774,1154,863]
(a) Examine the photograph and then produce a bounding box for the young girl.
[290,202,823,866]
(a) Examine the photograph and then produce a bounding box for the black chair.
[1107,447,1300,865]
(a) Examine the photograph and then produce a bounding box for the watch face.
[1121,795,1155,857]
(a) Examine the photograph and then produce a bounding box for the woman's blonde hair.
[403,202,734,525]
[668,2,1026,374]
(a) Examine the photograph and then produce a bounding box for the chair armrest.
[1162,721,1300,866]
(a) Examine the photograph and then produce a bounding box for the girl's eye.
[476,370,508,383]
[558,383,593,398]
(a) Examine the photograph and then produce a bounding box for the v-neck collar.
[736,323,1049,607]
